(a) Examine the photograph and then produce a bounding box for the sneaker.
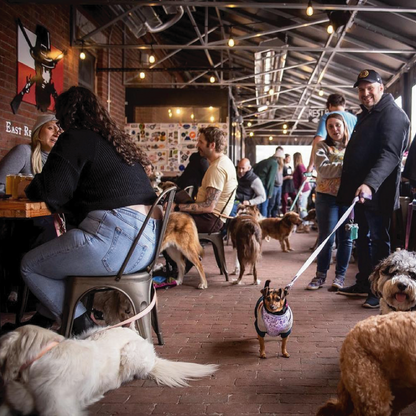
[306,276,326,290]
[362,296,380,309]
[332,276,345,290]
[337,284,368,297]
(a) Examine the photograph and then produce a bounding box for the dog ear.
[369,257,386,297]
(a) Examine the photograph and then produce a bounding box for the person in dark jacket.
[337,69,410,309]
[253,148,279,217]
[403,134,416,194]
[176,151,209,198]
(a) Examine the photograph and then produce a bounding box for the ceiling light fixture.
[79,42,86,60]
[283,129,288,134]
[149,45,156,64]
[191,113,195,120]
[249,132,254,137]
[210,116,215,122]
[139,71,145,79]
[228,26,235,47]
[318,87,324,97]
[306,0,314,16]
[247,122,252,127]
[258,105,268,112]
[327,24,334,34]
[269,88,274,96]
[283,124,288,129]
[269,136,273,141]
[327,10,352,35]
[210,75,216,83]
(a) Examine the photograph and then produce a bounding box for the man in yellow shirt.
[177,127,237,233]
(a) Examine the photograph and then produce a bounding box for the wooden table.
[0,199,51,218]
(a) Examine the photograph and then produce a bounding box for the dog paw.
[253,279,261,285]
[230,268,240,275]
[198,283,208,290]
[260,353,266,359]
[281,352,290,358]
[288,248,294,251]
[175,279,183,286]
[231,279,242,285]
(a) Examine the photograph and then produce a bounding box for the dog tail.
[150,357,218,387]
[316,381,352,416]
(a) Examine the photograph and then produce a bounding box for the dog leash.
[285,195,367,290]
[96,290,157,332]
[19,341,61,376]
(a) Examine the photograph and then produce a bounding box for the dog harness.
[254,297,293,338]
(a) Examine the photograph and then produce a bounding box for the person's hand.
[355,184,372,204]
[242,200,250,206]
[307,164,314,173]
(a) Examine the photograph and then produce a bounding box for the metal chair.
[198,231,229,281]
[183,185,194,197]
[59,186,177,343]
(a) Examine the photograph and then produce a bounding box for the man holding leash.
[337,69,410,308]
[176,126,237,233]
[230,158,266,216]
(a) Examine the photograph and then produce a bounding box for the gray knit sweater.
[0,144,48,194]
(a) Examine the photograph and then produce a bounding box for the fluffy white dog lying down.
[0,325,218,416]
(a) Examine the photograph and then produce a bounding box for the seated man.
[176,127,237,233]
[230,158,266,217]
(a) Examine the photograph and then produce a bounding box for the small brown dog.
[316,312,416,416]
[260,212,303,252]
[254,280,293,359]
[228,205,262,285]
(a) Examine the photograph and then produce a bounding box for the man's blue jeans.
[315,192,352,278]
[21,208,160,321]
[354,204,391,292]
[258,184,269,217]
[268,185,282,217]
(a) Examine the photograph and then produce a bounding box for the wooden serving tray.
[0,199,51,218]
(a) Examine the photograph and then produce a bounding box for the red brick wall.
[0,1,128,157]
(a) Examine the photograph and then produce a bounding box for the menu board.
[125,122,228,174]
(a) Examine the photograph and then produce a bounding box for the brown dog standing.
[260,212,303,252]
[254,280,293,358]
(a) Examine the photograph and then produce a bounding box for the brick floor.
[4,230,416,415]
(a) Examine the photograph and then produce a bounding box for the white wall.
[256,145,312,167]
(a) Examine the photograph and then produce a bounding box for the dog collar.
[19,341,61,376]
[386,302,416,312]
[262,301,288,316]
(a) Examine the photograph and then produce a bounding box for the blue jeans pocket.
[102,226,150,274]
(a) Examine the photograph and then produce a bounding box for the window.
[395,96,402,108]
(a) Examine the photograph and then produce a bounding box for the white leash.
[285,196,360,290]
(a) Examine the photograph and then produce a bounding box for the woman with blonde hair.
[0,114,61,193]
[306,113,352,291]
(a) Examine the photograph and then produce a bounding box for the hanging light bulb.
[306,0,314,16]
[283,129,288,134]
[139,71,146,79]
[269,136,273,141]
[210,76,216,83]
[149,54,155,64]
[79,42,86,60]
[327,24,334,34]
[247,122,252,127]
[283,124,288,129]
[191,113,195,120]
[269,88,274,96]
[249,132,254,137]
[176,108,181,115]
[228,26,235,47]
[210,116,215,122]
[319,88,324,97]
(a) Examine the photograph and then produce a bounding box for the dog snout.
[397,282,408,292]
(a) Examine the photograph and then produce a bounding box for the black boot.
[72,312,97,336]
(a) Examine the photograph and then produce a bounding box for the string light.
[176,108,181,115]
[247,122,252,127]
[79,42,86,60]
[210,76,216,83]
[191,113,195,120]
[269,136,273,141]
[283,124,288,129]
[139,71,145,79]
[318,88,324,96]
[149,45,155,64]
[249,132,254,137]
[228,26,235,47]
[283,129,288,134]
[306,0,314,16]
[327,24,334,34]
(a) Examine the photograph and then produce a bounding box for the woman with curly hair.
[20,86,160,334]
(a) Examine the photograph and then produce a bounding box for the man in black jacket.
[337,69,410,309]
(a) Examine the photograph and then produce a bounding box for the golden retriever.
[260,212,303,252]
[228,205,262,285]
[0,325,217,416]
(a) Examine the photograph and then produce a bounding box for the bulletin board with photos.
[124,122,229,174]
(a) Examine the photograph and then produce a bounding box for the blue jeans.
[315,193,352,277]
[258,184,269,217]
[21,208,160,321]
[268,185,282,217]
[354,204,391,292]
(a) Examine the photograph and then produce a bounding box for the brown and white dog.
[369,250,416,315]
[260,212,303,252]
[254,280,293,359]
[228,205,262,285]
[161,212,207,289]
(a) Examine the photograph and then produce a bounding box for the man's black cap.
[353,69,383,87]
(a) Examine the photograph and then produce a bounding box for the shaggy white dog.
[0,325,217,416]
[370,250,416,315]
